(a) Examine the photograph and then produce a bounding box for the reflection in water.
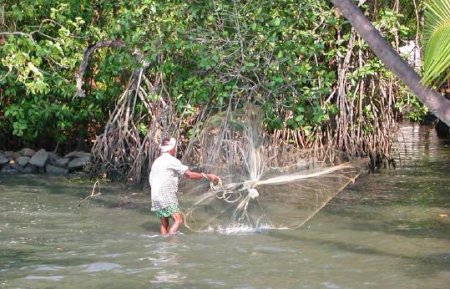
[143,238,185,284]
[397,123,450,162]
[0,123,449,289]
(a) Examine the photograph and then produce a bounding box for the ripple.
[25,275,64,281]
[33,265,64,272]
[83,262,122,272]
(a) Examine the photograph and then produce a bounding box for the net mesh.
[180,105,364,233]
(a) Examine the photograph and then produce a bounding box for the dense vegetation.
[0,0,428,181]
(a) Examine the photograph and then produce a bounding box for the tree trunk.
[330,0,450,127]
[75,40,125,97]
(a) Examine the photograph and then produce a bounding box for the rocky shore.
[0,148,91,175]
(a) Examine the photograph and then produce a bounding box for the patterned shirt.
[149,153,189,211]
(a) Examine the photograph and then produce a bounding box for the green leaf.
[294,114,304,122]
[422,0,450,86]
[273,18,281,26]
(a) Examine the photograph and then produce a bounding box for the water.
[1,123,449,289]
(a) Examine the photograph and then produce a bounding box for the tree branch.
[0,31,35,41]
[331,0,450,127]
[75,39,125,97]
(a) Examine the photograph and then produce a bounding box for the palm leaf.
[422,0,450,86]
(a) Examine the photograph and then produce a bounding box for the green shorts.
[155,205,180,219]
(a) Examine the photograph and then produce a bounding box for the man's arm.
[184,169,220,183]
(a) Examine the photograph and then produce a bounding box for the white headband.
[160,138,176,153]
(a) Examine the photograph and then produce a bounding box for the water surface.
[0,124,449,289]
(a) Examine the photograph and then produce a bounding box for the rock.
[54,158,70,167]
[11,162,23,172]
[16,156,31,167]
[435,120,450,138]
[29,149,49,167]
[22,164,38,174]
[46,164,69,175]
[111,200,134,209]
[64,151,91,159]
[48,152,60,163]
[4,151,20,160]
[0,148,93,175]
[68,156,91,170]
[18,148,36,157]
[0,154,9,166]
[0,165,18,173]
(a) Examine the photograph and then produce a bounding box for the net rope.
[181,105,365,233]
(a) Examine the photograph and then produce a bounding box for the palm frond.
[422,0,450,86]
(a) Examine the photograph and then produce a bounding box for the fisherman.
[149,137,220,235]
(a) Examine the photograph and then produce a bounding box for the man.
[149,137,220,235]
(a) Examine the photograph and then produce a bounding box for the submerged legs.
[160,216,169,234]
[159,213,183,235]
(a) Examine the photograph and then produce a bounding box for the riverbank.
[0,148,91,175]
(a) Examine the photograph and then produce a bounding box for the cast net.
[179,105,364,233]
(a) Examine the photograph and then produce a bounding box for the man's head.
[160,137,177,155]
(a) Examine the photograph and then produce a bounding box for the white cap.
[160,137,176,153]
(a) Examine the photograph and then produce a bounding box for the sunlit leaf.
[422,0,450,86]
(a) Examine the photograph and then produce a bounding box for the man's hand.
[206,173,220,184]
[185,169,221,184]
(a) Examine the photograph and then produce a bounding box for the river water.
[0,124,449,289]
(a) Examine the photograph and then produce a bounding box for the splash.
[180,105,364,233]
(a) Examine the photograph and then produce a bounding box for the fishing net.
[179,105,365,233]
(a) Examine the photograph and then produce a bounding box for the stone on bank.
[0,148,91,176]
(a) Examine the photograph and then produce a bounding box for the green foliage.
[144,0,340,130]
[0,0,421,150]
[395,90,429,121]
[346,3,428,124]
[0,0,120,146]
[422,0,450,86]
